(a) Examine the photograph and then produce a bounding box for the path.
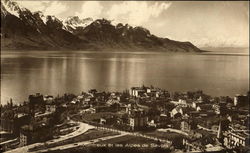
[5,121,94,153]
[38,133,128,152]
[157,128,189,136]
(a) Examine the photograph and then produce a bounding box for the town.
[0,86,249,153]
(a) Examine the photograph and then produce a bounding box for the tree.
[187,91,195,99]
[89,89,97,94]
[148,108,160,116]
[10,98,13,108]
[194,90,203,99]
[110,103,120,112]
[190,119,198,130]
[172,92,181,101]
[214,97,220,103]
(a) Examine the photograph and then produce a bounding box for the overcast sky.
[16,1,249,48]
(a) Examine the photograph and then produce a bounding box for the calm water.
[1,50,249,104]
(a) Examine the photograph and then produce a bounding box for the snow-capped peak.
[1,2,8,16]
[63,16,93,32]
[1,0,24,17]
[2,0,48,25]
[33,11,47,24]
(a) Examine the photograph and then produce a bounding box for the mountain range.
[1,0,201,52]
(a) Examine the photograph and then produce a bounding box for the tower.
[217,121,222,139]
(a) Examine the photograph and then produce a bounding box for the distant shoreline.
[2,49,249,57]
[200,53,249,56]
[1,48,203,53]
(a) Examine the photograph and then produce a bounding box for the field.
[96,135,158,145]
[143,130,186,141]
[29,129,119,152]
[46,147,172,153]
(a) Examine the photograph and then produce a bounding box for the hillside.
[1,0,201,52]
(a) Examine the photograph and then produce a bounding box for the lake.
[1,50,249,104]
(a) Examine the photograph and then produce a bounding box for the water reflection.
[1,51,249,104]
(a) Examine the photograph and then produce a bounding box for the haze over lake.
[1,49,249,104]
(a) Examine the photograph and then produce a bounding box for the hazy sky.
[16,1,249,48]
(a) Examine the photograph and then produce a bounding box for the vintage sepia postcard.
[0,0,249,153]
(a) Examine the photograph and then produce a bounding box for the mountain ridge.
[1,0,201,52]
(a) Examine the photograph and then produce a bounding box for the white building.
[170,106,183,118]
[130,87,146,97]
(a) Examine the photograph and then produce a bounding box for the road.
[37,126,174,152]
[5,121,94,153]
[38,133,128,152]
[46,121,94,144]
[96,126,172,144]
[157,128,189,136]
[5,122,173,153]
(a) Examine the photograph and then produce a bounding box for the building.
[106,99,120,106]
[197,96,204,103]
[13,114,31,137]
[130,87,146,97]
[196,104,213,112]
[19,124,53,147]
[45,104,56,113]
[181,120,191,132]
[29,93,44,116]
[100,118,106,125]
[43,95,53,103]
[213,104,221,114]
[19,126,31,147]
[128,109,148,131]
[155,114,170,127]
[125,103,138,115]
[0,138,19,152]
[0,119,14,134]
[170,106,183,118]
[234,94,248,107]
[170,99,187,107]
[0,114,31,137]
[34,109,55,125]
[129,115,148,131]
[223,124,249,148]
[223,129,249,148]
